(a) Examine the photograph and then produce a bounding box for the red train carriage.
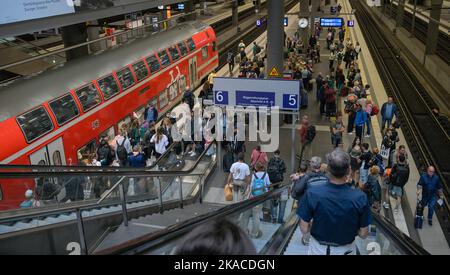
[0,22,219,210]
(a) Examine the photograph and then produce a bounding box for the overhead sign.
[0,0,76,25]
[347,20,355,27]
[213,78,300,110]
[269,67,281,77]
[177,3,185,10]
[256,19,261,27]
[320,17,344,28]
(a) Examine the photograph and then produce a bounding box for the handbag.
[224,184,233,201]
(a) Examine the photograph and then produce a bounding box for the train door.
[189,57,198,88]
[29,137,66,166]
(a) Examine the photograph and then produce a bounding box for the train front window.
[168,45,180,61]
[132,61,149,82]
[98,74,120,99]
[158,50,171,68]
[186,38,196,52]
[146,55,160,73]
[0,184,3,201]
[212,41,217,52]
[75,84,102,112]
[17,107,54,143]
[177,42,188,56]
[49,94,79,126]
[116,67,135,91]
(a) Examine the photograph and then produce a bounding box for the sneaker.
[383,202,390,209]
[365,134,371,138]
[348,132,354,135]
[189,151,197,157]
[428,220,433,226]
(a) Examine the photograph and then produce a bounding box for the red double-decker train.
[0,22,219,210]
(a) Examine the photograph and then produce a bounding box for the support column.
[425,0,443,54]
[61,23,88,61]
[255,0,262,13]
[395,0,406,28]
[232,0,239,28]
[87,21,101,54]
[267,0,284,78]
[184,0,196,21]
[299,0,309,47]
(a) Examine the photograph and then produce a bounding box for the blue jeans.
[278,200,288,223]
[424,195,437,221]
[382,116,393,130]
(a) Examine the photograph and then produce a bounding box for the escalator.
[93,185,430,255]
[0,142,217,254]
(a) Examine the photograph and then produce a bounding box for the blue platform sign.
[256,19,262,27]
[347,20,355,27]
[178,3,185,10]
[212,78,300,110]
[214,90,229,105]
[320,17,344,27]
[283,17,288,27]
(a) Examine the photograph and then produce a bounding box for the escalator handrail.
[371,211,430,255]
[93,184,290,255]
[0,142,176,175]
[259,210,300,255]
[0,142,214,178]
[0,143,215,222]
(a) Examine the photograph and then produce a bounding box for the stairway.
[94,203,222,252]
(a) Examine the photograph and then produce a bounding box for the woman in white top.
[355,42,361,60]
[150,127,169,158]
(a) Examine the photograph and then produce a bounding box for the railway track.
[383,3,450,65]
[350,0,450,246]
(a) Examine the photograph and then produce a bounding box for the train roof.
[0,21,209,122]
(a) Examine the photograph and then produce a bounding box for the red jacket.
[300,123,309,144]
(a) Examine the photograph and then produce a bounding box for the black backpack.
[97,145,113,166]
[255,45,261,54]
[116,138,128,161]
[306,125,316,142]
[267,158,283,184]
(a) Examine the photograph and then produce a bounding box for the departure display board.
[319,17,344,28]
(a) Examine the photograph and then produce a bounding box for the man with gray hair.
[298,148,370,255]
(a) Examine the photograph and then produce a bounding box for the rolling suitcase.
[414,200,424,229]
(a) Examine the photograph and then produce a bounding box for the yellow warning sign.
[269,67,281,77]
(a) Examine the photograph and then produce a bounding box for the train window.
[212,41,217,52]
[158,50,171,68]
[17,107,54,143]
[186,38,196,52]
[75,84,102,112]
[135,106,145,125]
[132,61,149,82]
[77,139,96,165]
[146,55,161,73]
[53,151,62,166]
[168,82,178,101]
[100,126,115,143]
[49,94,80,126]
[168,45,180,62]
[201,46,208,60]
[116,67,136,90]
[159,89,169,109]
[177,42,188,56]
[97,74,120,99]
[0,184,2,201]
[118,116,131,133]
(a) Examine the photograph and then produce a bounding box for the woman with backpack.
[389,155,410,213]
[365,166,382,214]
[247,162,271,238]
